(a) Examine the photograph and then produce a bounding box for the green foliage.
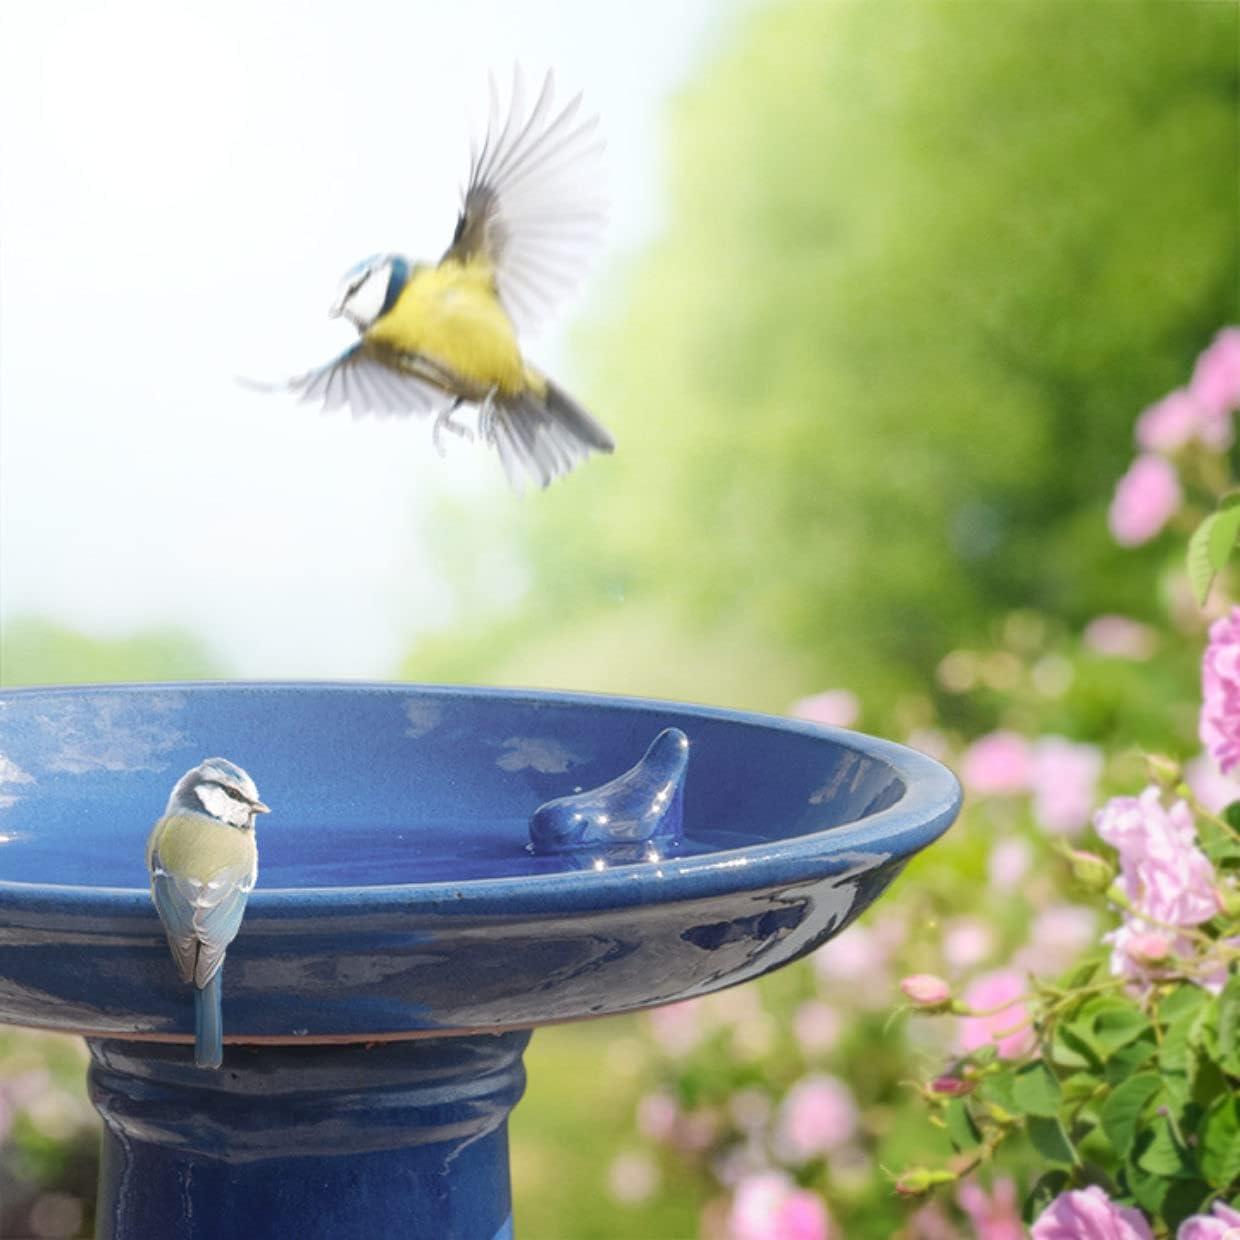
[0,615,223,686]
[1188,493,1240,606]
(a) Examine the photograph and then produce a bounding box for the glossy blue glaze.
[0,683,961,1042]
[89,1032,527,1240]
[529,726,689,857]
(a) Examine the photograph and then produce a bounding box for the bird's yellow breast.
[149,813,256,882]
[366,260,531,397]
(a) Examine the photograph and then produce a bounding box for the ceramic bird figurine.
[254,68,614,489]
[146,758,268,1069]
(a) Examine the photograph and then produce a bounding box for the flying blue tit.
[259,69,615,489]
[146,758,268,1069]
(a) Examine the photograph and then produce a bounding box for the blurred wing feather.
[244,345,448,421]
[446,67,606,335]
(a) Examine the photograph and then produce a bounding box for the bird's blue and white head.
[166,758,269,829]
[329,253,411,331]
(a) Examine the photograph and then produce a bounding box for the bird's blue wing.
[191,876,252,989]
[242,344,447,420]
[149,870,200,985]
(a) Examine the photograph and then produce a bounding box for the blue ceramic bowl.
[0,683,960,1044]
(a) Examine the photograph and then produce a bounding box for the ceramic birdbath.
[0,683,961,1240]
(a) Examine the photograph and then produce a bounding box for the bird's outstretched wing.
[240,344,447,420]
[444,67,607,337]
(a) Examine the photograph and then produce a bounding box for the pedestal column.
[87,1032,530,1240]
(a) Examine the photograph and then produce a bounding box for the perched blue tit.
[145,758,268,1069]
[258,69,615,489]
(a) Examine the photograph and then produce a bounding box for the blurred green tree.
[0,616,222,686]
[404,0,1239,733]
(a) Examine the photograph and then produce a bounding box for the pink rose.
[773,1074,858,1162]
[900,974,952,1008]
[957,970,1035,1061]
[1094,788,1219,927]
[1031,737,1103,835]
[793,1001,842,1055]
[1108,455,1181,546]
[1202,608,1240,775]
[1190,326,1240,418]
[1014,904,1097,978]
[1185,754,1240,814]
[790,690,860,729]
[1031,1187,1154,1239]
[635,1091,679,1143]
[1083,615,1158,660]
[988,836,1032,891]
[728,1172,832,1240]
[647,999,704,1056]
[957,1176,1024,1240]
[1135,389,1223,453]
[1177,1200,1240,1239]
[942,917,995,972]
[961,731,1033,795]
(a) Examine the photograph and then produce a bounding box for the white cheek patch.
[346,267,390,329]
[195,783,249,826]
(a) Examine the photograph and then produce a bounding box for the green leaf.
[945,1098,983,1151]
[1124,1164,1170,1216]
[1084,997,1148,1056]
[1051,1022,1101,1071]
[1200,1095,1240,1189]
[1022,1170,1070,1224]
[1187,498,1240,606]
[1012,1061,1062,1118]
[1099,1072,1162,1158]
[1161,988,1212,1075]
[1161,1180,1214,1231]
[1026,1115,1077,1166]
[1060,958,1102,991]
[1219,972,1240,1072]
[1136,1115,1195,1178]
[1104,1034,1156,1083]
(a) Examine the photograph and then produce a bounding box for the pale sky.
[0,0,726,677]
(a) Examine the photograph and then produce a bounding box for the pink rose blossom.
[635,1091,679,1143]
[1031,1186,1154,1239]
[961,731,1032,795]
[1094,788,1219,927]
[1202,608,1240,775]
[728,1172,832,1240]
[1177,1199,1240,1239]
[1135,389,1220,453]
[773,1074,858,1162]
[1185,754,1240,814]
[1108,454,1181,547]
[988,836,1032,891]
[793,1000,842,1055]
[1083,615,1158,660]
[647,999,704,1056]
[957,1177,1024,1240]
[900,974,952,1008]
[942,917,995,972]
[1190,326,1240,419]
[957,970,1035,1061]
[1014,904,1097,977]
[791,690,860,729]
[1031,737,1103,835]
[812,924,889,1005]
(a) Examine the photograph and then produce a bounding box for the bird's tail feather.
[194,970,224,1070]
[490,380,614,489]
